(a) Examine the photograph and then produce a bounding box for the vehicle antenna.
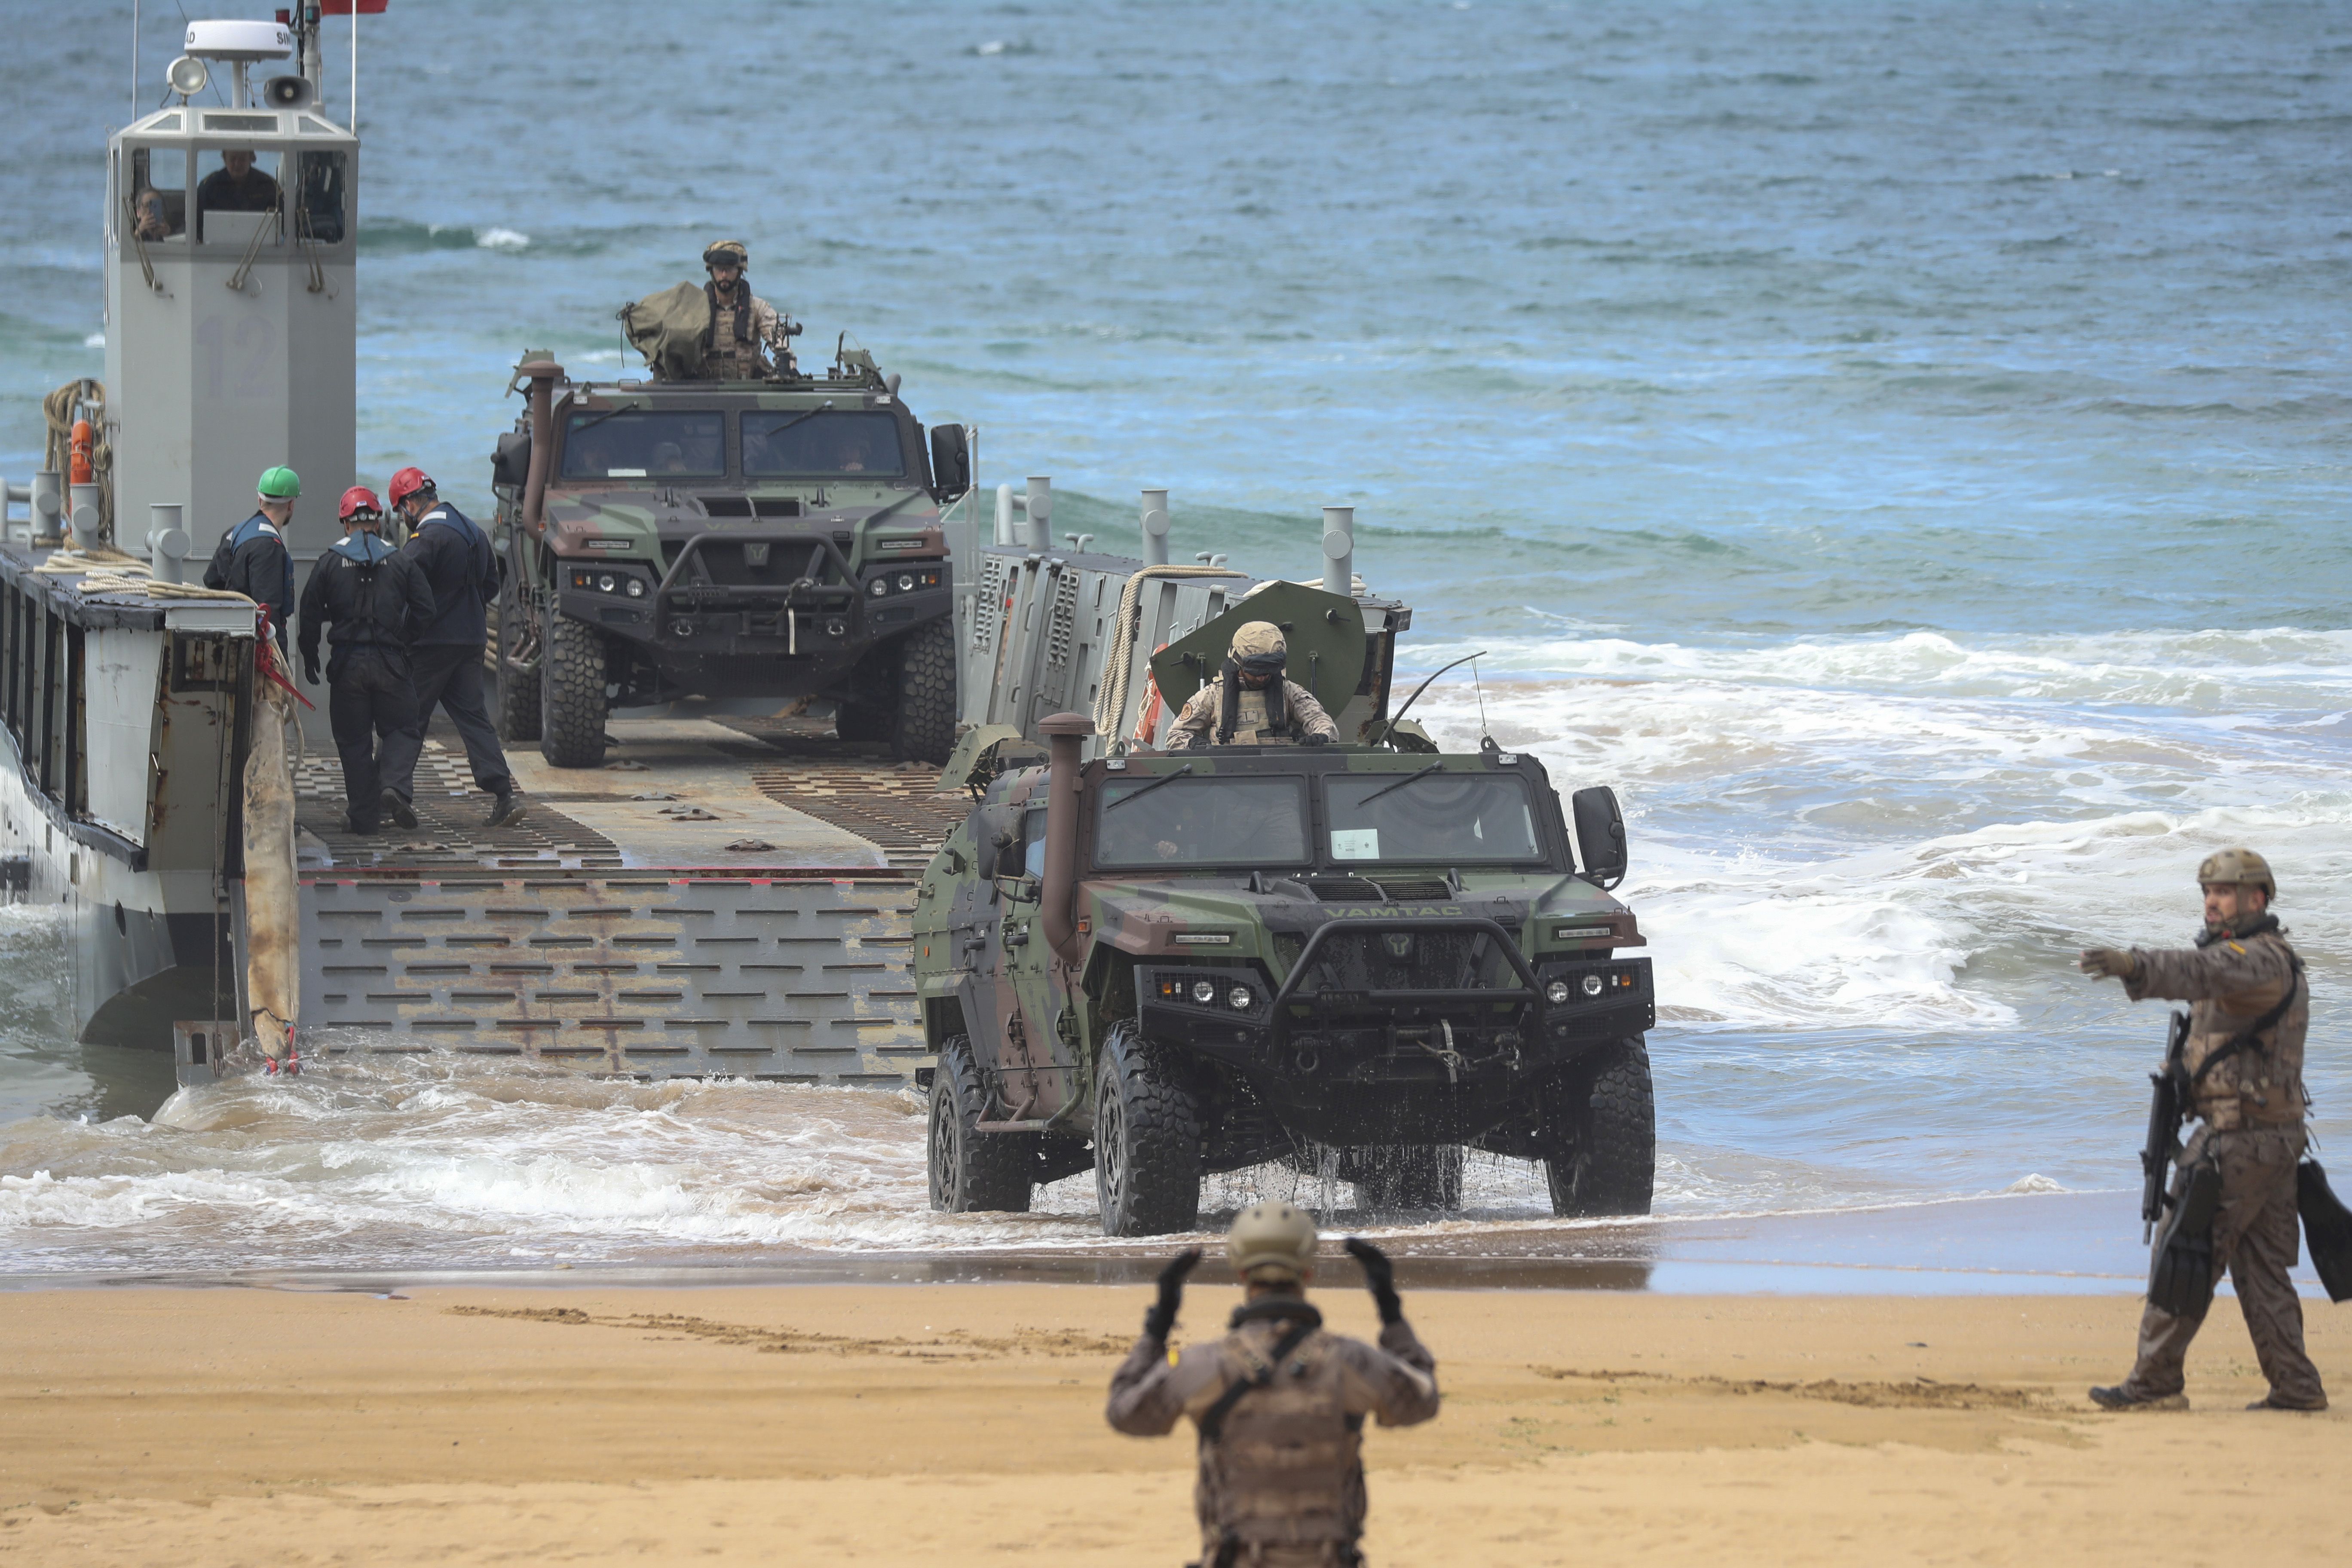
[1369,649,1486,749]
[1472,655,1492,749]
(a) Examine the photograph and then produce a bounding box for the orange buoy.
[69,417,94,485]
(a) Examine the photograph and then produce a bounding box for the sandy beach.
[1,1281,2343,1565]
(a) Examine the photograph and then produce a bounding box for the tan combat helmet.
[2196,847,2275,900]
[702,239,749,270]
[1230,620,1287,674]
[1226,1200,1319,1283]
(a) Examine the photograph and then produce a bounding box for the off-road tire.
[493,576,541,743]
[1352,1144,1467,1213]
[1093,1023,1203,1237]
[1540,1036,1656,1218]
[539,611,609,768]
[890,617,957,765]
[928,1036,1034,1213]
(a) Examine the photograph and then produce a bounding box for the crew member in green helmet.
[205,465,300,649]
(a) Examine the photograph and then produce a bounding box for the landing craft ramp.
[291,715,966,1083]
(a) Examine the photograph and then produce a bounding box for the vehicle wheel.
[890,617,957,765]
[539,611,609,768]
[1352,1144,1466,1213]
[493,576,541,743]
[1540,1036,1656,1218]
[1093,1023,1203,1237]
[928,1036,1033,1213]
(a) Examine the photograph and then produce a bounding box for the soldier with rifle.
[2079,848,2327,1412]
[1106,1203,1439,1566]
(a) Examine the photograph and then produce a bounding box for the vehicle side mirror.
[1571,785,1627,890]
[492,430,532,489]
[928,423,971,503]
[995,872,1041,904]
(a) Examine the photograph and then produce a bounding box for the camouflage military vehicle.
[913,696,1655,1237]
[490,342,972,767]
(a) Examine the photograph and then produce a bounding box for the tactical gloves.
[2079,948,2139,981]
[1344,1237,1404,1326]
[1144,1246,1202,1342]
[302,655,322,686]
[1299,732,1332,747]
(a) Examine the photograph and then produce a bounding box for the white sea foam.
[475,227,530,251]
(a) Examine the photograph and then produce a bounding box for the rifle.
[2139,1011,2190,1244]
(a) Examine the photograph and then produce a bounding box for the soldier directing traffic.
[297,487,435,836]
[377,466,524,829]
[1162,621,1340,750]
[698,240,795,380]
[2079,848,2326,1412]
[1107,1203,1439,1567]
[205,465,300,650]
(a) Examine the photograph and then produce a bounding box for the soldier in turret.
[1161,621,1339,750]
[2080,848,2326,1412]
[1107,1204,1439,1567]
[698,240,796,380]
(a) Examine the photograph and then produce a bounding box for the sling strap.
[1198,1318,1320,1445]
[2181,956,2303,1094]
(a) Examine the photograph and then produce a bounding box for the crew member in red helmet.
[296,486,435,836]
[377,466,523,829]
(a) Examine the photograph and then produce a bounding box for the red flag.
[320,1,389,15]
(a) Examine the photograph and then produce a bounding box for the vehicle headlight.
[625,578,645,597]
[1546,979,1571,1005]
[597,573,616,592]
[869,578,888,597]
[1228,985,1252,1010]
[896,573,914,592]
[1191,979,1216,1004]
[1581,974,1605,998]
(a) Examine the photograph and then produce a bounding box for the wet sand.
[1,1280,2343,1565]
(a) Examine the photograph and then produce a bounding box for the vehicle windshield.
[1093,776,1310,868]
[560,410,726,479]
[1323,772,1542,864]
[742,410,905,478]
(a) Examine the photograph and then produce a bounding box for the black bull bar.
[1267,916,1541,1013]
[654,533,861,622]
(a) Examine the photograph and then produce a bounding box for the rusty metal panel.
[301,870,925,1082]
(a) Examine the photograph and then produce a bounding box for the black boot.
[2089,1384,2187,1412]
[487,788,524,828]
[382,789,419,830]
[345,813,380,836]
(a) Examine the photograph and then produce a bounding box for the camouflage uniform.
[2113,917,2325,1409]
[1107,1298,1439,1566]
[1164,678,1338,750]
[701,281,791,380]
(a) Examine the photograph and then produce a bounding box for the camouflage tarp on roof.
[620,281,710,381]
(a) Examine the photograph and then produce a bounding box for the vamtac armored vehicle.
[913,601,1655,1237]
[488,339,973,768]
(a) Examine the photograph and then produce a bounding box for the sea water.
[0,0,2346,1270]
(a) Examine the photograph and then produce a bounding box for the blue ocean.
[0,0,2346,1271]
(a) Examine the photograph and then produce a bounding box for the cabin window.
[289,150,347,244]
[194,148,283,246]
[126,144,191,242]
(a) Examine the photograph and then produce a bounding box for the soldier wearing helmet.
[697,240,796,380]
[204,465,301,650]
[1162,621,1341,750]
[377,466,524,829]
[1107,1205,1439,1566]
[295,487,436,835]
[2080,848,2325,1412]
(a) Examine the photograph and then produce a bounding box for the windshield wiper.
[1357,762,1445,805]
[749,399,836,443]
[1106,763,1192,811]
[567,401,649,439]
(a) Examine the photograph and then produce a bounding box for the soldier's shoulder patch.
[2227,942,2246,954]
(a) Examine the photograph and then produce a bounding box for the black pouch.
[2149,1160,2222,1317]
[2297,1159,2352,1305]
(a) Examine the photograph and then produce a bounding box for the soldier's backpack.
[620,281,712,381]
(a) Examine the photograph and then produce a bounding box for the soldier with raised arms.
[1107,1204,1439,1566]
[1161,621,1340,750]
[2079,848,2327,1412]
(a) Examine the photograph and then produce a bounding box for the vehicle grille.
[1290,927,1520,997]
